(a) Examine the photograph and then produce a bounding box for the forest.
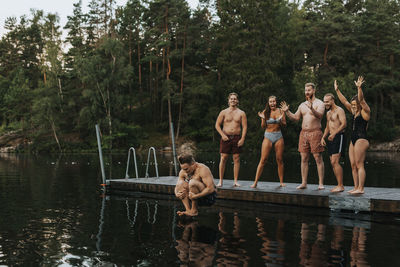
[0,0,399,152]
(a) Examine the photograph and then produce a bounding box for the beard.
[306,93,314,100]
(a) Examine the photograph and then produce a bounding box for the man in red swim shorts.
[280,83,326,190]
[215,93,247,187]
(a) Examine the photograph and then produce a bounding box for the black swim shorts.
[197,191,217,206]
[327,132,346,156]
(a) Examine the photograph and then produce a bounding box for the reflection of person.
[280,83,325,190]
[335,77,370,194]
[215,92,247,187]
[350,227,369,266]
[175,221,217,267]
[321,93,347,192]
[255,217,285,265]
[217,212,249,266]
[175,154,216,217]
[330,225,345,265]
[298,223,327,266]
[251,96,286,188]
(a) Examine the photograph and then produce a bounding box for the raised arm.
[215,111,228,141]
[280,101,301,122]
[355,76,371,121]
[334,80,351,113]
[279,108,287,126]
[258,111,267,129]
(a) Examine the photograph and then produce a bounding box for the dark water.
[0,152,399,266]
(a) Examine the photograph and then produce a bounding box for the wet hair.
[305,83,316,89]
[324,93,335,100]
[228,92,239,100]
[263,95,277,120]
[178,154,195,165]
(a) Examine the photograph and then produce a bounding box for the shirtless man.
[215,92,247,187]
[280,83,325,190]
[321,93,347,192]
[175,154,217,217]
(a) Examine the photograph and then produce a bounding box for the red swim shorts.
[220,135,242,154]
[298,129,324,153]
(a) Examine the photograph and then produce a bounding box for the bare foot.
[177,211,186,216]
[234,182,241,187]
[296,184,307,189]
[318,185,325,190]
[217,182,222,187]
[330,186,344,193]
[250,183,257,188]
[183,210,198,217]
[349,189,364,195]
[280,183,286,187]
[347,188,356,194]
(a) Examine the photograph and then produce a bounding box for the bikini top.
[266,115,283,124]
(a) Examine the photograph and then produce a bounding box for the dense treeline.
[0,0,399,152]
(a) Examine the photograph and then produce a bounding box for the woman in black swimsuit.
[335,76,370,194]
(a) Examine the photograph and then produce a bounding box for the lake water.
[0,152,399,266]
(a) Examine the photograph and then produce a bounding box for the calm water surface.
[0,152,399,266]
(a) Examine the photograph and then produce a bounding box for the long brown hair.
[263,95,277,120]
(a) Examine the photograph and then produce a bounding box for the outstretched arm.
[280,101,301,121]
[355,76,371,120]
[334,80,351,113]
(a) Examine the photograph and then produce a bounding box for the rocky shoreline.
[1,131,400,153]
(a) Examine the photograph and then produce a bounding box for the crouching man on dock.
[175,154,217,217]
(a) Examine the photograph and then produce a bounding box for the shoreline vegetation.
[1,1,399,153]
[0,130,399,153]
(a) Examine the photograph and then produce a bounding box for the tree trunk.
[323,42,329,66]
[176,28,186,139]
[137,27,142,92]
[50,118,62,152]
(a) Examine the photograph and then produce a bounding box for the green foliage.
[0,0,399,152]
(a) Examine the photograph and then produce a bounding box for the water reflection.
[350,227,369,267]
[175,221,217,267]
[217,212,249,266]
[255,217,285,265]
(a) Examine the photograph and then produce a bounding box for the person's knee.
[232,154,240,163]
[301,154,310,163]
[220,154,229,162]
[313,154,323,164]
[355,160,364,170]
[350,162,357,171]
[276,156,284,165]
[330,156,339,166]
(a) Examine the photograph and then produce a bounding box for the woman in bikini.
[335,76,370,194]
[251,96,286,188]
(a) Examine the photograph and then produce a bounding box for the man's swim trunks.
[327,132,345,156]
[220,135,242,154]
[197,191,217,206]
[298,128,324,153]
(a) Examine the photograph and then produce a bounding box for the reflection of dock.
[107,177,400,214]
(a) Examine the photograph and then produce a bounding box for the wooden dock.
[107,176,400,214]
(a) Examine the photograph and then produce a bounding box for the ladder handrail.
[145,147,159,178]
[125,147,139,179]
